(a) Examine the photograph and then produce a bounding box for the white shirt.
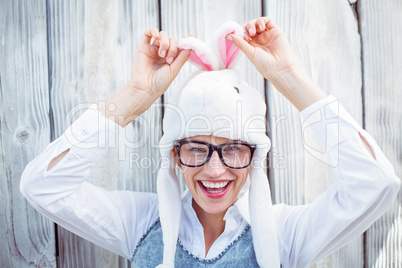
[20,96,400,268]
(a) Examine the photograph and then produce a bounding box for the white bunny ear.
[178,37,220,71]
[212,21,244,69]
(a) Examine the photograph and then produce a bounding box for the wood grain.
[264,0,364,267]
[46,0,159,267]
[0,1,55,267]
[359,0,402,267]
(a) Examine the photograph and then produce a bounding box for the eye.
[234,87,240,94]
[190,147,207,152]
[223,145,241,151]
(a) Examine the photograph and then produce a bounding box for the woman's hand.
[226,17,296,85]
[100,29,191,127]
[129,28,192,98]
[227,17,327,111]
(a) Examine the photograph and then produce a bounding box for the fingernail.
[259,24,264,31]
[167,57,174,64]
[160,50,166,57]
[225,34,233,41]
[248,28,255,35]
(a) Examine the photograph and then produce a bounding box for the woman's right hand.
[100,29,191,127]
[128,28,192,100]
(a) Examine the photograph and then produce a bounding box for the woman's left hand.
[227,17,327,111]
[226,17,297,86]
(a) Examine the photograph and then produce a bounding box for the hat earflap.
[156,149,182,267]
[249,149,281,268]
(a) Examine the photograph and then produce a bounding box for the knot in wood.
[16,128,30,143]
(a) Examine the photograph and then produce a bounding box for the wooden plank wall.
[266,1,365,267]
[46,0,161,267]
[0,1,55,267]
[359,1,402,267]
[0,0,400,267]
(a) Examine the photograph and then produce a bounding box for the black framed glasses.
[174,140,256,169]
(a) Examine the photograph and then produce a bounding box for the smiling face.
[174,135,250,217]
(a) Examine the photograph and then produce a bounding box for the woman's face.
[174,135,250,216]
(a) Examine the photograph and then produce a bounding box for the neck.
[192,200,226,256]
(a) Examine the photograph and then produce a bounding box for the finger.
[152,39,160,47]
[166,37,178,64]
[244,20,257,37]
[141,27,160,44]
[256,17,266,33]
[170,49,192,77]
[264,17,277,30]
[158,31,169,58]
[243,30,251,41]
[226,34,254,60]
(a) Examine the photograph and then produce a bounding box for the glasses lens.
[222,144,252,168]
[179,143,210,166]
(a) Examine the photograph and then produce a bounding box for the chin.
[203,204,230,215]
[198,195,236,214]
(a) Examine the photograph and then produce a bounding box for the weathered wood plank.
[160,0,264,191]
[264,0,364,267]
[359,1,402,267]
[0,1,55,267]
[47,0,160,267]
[83,0,161,193]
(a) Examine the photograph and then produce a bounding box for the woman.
[20,17,400,267]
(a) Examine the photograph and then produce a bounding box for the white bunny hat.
[155,22,280,268]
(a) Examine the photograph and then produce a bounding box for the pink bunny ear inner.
[180,44,213,71]
[219,30,241,68]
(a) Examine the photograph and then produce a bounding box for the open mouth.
[198,181,232,198]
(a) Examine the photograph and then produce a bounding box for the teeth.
[208,189,223,194]
[201,181,229,188]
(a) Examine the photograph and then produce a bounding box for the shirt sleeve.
[20,104,160,260]
[274,96,401,268]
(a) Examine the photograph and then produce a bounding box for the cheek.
[236,168,249,178]
[233,169,249,186]
[182,166,201,184]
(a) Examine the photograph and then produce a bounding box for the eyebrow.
[180,139,243,144]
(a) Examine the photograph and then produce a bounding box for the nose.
[203,151,226,178]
